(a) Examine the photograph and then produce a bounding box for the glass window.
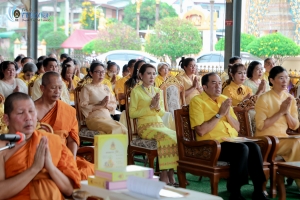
[197,55,211,63]
[107,54,127,61]
[210,55,223,62]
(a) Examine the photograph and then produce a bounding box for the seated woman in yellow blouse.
[255,66,300,187]
[129,63,178,186]
[61,57,81,102]
[80,61,127,134]
[155,62,170,87]
[222,63,252,106]
[19,62,38,86]
[176,57,202,104]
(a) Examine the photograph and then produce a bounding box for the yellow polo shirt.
[189,92,238,142]
[155,75,166,87]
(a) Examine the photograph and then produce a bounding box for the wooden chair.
[125,89,159,172]
[159,76,186,118]
[37,121,95,164]
[37,122,54,133]
[174,105,272,195]
[74,85,100,143]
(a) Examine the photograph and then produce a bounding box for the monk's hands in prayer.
[44,137,55,172]
[280,97,292,115]
[242,93,251,101]
[32,136,47,171]
[219,98,232,117]
[13,85,19,93]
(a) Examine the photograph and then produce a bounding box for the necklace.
[141,85,155,98]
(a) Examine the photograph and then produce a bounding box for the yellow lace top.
[222,81,252,106]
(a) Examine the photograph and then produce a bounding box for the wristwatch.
[215,114,221,119]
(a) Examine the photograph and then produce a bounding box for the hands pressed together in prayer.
[110,74,116,85]
[219,98,232,118]
[13,85,19,93]
[257,79,266,93]
[150,93,160,111]
[99,96,109,107]
[193,77,203,93]
[67,76,75,91]
[32,136,54,172]
[280,96,292,115]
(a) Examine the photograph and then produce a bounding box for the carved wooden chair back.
[159,76,186,118]
[233,95,258,137]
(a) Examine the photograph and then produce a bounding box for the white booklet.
[222,137,260,143]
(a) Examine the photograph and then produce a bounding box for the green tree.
[246,33,300,64]
[82,22,141,54]
[215,33,256,51]
[145,17,202,66]
[38,19,64,41]
[44,31,68,54]
[79,1,102,30]
[123,0,177,30]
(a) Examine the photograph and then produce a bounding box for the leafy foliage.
[38,19,64,41]
[44,31,68,54]
[246,32,300,64]
[79,1,102,30]
[145,17,202,66]
[215,33,256,51]
[82,22,141,54]
[123,0,177,30]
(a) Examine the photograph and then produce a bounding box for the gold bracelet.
[155,107,160,112]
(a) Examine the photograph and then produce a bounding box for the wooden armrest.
[265,135,280,163]
[77,146,94,163]
[181,139,221,167]
[252,136,272,163]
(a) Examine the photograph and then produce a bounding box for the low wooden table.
[276,161,300,200]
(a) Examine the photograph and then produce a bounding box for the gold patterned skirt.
[138,122,178,170]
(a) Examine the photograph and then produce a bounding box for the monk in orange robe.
[34,71,94,180]
[0,92,80,199]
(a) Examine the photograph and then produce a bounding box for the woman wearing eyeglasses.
[61,57,81,102]
[222,63,253,106]
[79,61,127,134]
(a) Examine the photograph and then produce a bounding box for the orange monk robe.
[39,100,94,180]
[5,130,80,200]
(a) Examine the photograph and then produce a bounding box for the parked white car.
[96,50,160,76]
[196,51,263,72]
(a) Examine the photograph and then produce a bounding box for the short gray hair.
[22,62,37,73]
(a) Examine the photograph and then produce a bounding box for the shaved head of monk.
[40,71,63,102]
[4,92,37,136]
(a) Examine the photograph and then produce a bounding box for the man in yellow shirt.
[115,59,136,111]
[189,72,268,200]
[262,58,275,82]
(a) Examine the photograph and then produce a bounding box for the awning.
[61,29,98,49]
[0,31,15,38]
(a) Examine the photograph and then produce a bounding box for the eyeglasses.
[93,70,105,74]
